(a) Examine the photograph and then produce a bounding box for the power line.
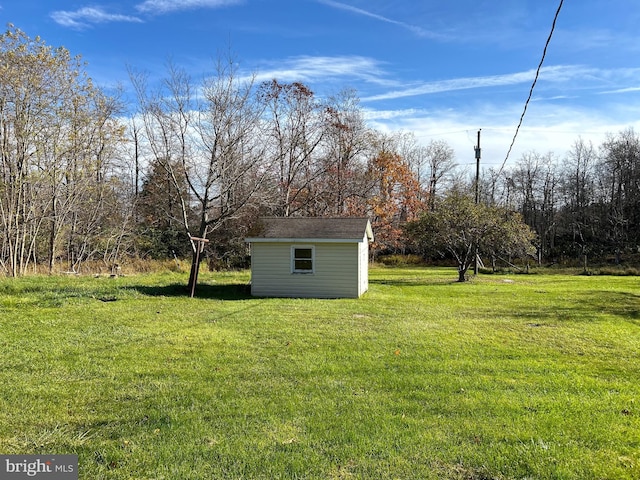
[496,0,564,177]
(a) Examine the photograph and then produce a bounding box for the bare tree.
[597,128,640,260]
[131,55,270,290]
[423,139,456,208]
[0,26,124,275]
[319,89,371,216]
[257,80,325,217]
[509,151,559,262]
[558,138,597,257]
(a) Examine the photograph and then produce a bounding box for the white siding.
[358,235,369,296]
[250,242,361,298]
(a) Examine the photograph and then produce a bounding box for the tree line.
[479,132,640,265]
[1,27,638,277]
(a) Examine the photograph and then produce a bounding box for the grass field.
[0,267,638,479]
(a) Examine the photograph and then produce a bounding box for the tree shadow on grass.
[485,289,640,326]
[370,277,459,288]
[579,290,640,324]
[130,282,252,301]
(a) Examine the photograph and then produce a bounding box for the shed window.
[292,246,314,273]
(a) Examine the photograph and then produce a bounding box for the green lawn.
[0,267,638,479]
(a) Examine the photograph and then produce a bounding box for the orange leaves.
[366,150,426,254]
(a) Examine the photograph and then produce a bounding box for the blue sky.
[2,0,640,170]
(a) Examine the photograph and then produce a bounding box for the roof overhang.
[245,237,368,244]
[245,218,374,244]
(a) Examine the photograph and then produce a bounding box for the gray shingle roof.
[247,217,373,242]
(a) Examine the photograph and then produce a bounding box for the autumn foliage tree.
[365,150,425,257]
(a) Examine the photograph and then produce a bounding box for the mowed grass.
[0,267,638,479]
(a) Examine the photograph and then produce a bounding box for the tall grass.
[0,268,638,479]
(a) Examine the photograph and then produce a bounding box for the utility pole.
[474,129,481,204]
[474,129,481,275]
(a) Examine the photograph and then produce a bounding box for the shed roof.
[246,217,373,243]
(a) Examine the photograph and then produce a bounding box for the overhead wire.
[496,0,565,177]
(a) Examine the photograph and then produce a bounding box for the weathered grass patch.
[0,268,638,479]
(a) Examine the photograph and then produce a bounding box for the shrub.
[377,254,426,266]
[597,266,640,276]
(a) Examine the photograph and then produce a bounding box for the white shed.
[245,217,374,298]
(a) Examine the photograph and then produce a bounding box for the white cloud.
[51,7,143,29]
[136,0,243,15]
[317,0,446,40]
[362,65,600,102]
[601,86,640,95]
[253,55,396,87]
[366,100,640,171]
[51,0,244,28]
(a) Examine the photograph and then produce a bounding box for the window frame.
[291,245,315,274]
